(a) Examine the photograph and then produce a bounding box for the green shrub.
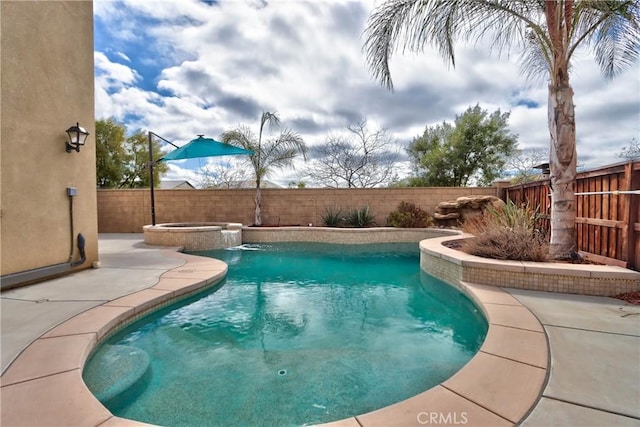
[321,206,344,227]
[387,201,433,228]
[462,201,549,261]
[345,206,376,228]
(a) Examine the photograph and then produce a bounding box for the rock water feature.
[432,195,505,227]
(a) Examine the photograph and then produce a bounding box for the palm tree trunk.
[548,81,577,259]
[254,186,262,226]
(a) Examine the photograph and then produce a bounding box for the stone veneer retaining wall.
[143,223,243,251]
[243,226,459,244]
[421,235,640,297]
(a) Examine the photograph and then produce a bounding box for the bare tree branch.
[308,119,401,188]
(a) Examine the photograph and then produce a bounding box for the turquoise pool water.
[83,242,487,426]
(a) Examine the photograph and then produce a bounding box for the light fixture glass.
[65,122,89,153]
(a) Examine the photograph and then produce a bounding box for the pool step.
[82,344,151,412]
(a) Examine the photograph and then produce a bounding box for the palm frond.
[221,126,256,151]
[259,130,306,174]
[569,1,640,77]
[260,111,281,136]
[363,0,417,90]
[519,28,553,84]
[221,126,259,172]
[364,0,549,89]
[276,129,308,160]
[365,0,639,88]
[592,1,640,78]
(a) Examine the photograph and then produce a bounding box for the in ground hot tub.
[143,222,243,251]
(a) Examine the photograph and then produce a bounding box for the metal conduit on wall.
[0,188,87,290]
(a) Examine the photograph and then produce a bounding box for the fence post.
[622,161,639,270]
[492,180,511,202]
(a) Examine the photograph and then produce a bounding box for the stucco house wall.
[1,1,98,285]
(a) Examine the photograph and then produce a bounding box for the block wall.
[98,187,498,232]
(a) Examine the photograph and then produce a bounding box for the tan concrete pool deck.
[1,234,639,426]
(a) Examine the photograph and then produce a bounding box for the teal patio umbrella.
[149,133,253,225]
[161,135,253,161]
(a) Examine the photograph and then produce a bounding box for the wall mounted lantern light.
[65,122,89,153]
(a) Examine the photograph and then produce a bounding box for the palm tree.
[222,111,308,225]
[364,0,639,259]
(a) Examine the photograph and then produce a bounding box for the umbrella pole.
[148,131,180,226]
[148,131,157,226]
[147,133,252,226]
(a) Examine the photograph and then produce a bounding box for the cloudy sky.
[94,0,639,187]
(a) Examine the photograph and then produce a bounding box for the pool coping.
[0,250,228,426]
[0,239,549,427]
[420,235,640,296]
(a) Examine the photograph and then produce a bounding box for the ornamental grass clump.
[321,206,344,227]
[345,205,376,228]
[462,201,549,262]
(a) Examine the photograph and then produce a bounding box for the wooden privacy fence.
[504,161,640,270]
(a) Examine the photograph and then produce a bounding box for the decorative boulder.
[433,195,504,227]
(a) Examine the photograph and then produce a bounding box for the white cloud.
[94,0,640,182]
[94,52,140,88]
[94,52,143,118]
[115,51,131,62]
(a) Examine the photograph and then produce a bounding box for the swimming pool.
[83,242,487,426]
